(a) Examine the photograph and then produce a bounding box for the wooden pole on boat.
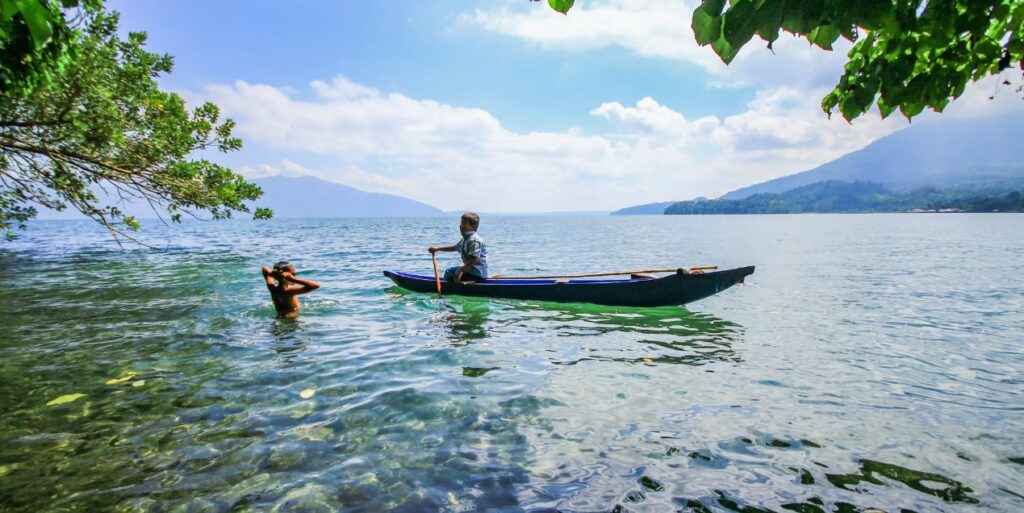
[490,265,719,280]
[431,253,442,296]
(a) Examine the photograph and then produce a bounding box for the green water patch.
[679,491,910,513]
[485,300,745,367]
[687,448,728,469]
[714,490,777,512]
[673,437,977,512]
[825,459,977,503]
[681,499,716,512]
[780,503,826,513]
[639,475,664,492]
[462,366,499,377]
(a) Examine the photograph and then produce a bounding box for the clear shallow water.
[1,214,1022,513]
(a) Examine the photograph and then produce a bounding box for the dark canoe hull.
[383,266,755,307]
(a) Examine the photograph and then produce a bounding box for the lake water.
[1,214,1022,513]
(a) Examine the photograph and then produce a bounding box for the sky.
[106,0,1024,213]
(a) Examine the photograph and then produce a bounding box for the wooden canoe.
[383,266,754,307]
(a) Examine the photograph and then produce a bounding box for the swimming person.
[261,261,320,316]
[428,212,489,283]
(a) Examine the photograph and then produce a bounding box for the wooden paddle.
[431,253,442,296]
[491,266,719,280]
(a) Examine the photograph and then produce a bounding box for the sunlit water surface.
[1,215,1022,513]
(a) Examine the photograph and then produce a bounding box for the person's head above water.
[261,261,320,316]
[273,261,295,274]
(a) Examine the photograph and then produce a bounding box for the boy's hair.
[461,212,480,229]
[273,261,293,272]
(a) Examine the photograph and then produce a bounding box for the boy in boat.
[261,261,320,316]
[428,212,489,282]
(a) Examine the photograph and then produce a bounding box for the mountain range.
[721,115,1024,200]
[35,175,445,220]
[612,114,1024,214]
[251,176,443,217]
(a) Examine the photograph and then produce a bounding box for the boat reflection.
[431,297,744,366]
[427,299,492,345]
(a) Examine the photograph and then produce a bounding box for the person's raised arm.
[278,272,320,295]
[262,266,277,291]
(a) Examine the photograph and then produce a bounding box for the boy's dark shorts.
[444,266,486,282]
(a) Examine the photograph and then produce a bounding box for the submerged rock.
[271,483,336,513]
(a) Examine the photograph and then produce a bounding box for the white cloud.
[463,0,720,70]
[199,74,940,212]
[237,160,311,179]
[461,0,852,90]
[590,96,723,139]
[310,76,380,100]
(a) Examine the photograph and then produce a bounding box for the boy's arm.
[262,266,277,291]
[428,244,457,254]
[454,256,481,281]
[279,272,321,294]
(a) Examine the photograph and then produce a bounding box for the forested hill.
[721,115,1024,200]
[666,181,1024,215]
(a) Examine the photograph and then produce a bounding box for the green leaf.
[547,0,574,15]
[2,2,20,18]
[808,24,841,50]
[848,0,895,30]
[876,96,898,118]
[106,372,137,385]
[16,0,53,48]
[899,98,926,119]
[711,36,740,64]
[781,0,825,35]
[123,215,140,230]
[838,78,877,121]
[692,6,722,46]
[699,0,726,17]
[755,0,783,44]
[46,393,86,406]
[1007,34,1023,54]
[722,0,759,50]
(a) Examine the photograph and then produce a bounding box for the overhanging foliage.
[545,0,1024,121]
[0,1,269,241]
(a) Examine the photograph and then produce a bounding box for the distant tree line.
[664,181,1024,214]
